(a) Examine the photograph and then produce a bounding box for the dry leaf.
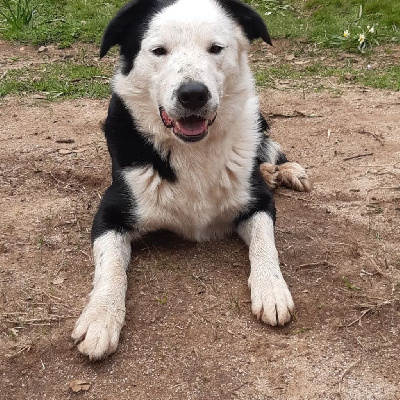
[74,148,87,153]
[285,54,295,61]
[69,379,91,393]
[58,149,74,155]
[52,277,65,285]
[294,60,310,65]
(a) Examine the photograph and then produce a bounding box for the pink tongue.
[176,117,207,136]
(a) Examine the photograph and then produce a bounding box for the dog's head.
[101,0,271,144]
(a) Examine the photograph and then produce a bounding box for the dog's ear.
[100,0,158,58]
[218,0,272,45]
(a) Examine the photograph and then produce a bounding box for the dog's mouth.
[160,108,216,143]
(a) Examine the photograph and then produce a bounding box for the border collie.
[72,0,310,360]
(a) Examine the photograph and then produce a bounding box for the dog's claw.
[248,273,294,326]
[72,304,125,360]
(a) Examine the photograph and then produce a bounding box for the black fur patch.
[104,95,176,182]
[217,0,272,45]
[91,177,136,241]
[258,111,270,133]
[100,0,177,74]
[234,162,276,226]
[92,95,177,241]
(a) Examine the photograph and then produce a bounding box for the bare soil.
[0,40,399,399]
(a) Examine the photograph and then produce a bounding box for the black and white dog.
[72,0,310,360]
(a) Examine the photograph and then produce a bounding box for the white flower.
[368,26,375,33]
[358,33,365,43]
[343,30,350,38]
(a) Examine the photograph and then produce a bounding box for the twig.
[343,308,372,328]
[343,152,373,161]
[47,171,66,185]
[366,255,391,278]
[5,315,76,325]
[359,163,400,168]
[7,344,32,358]
[367,186,400,193]
[277,192,319,206]
[296,260,335,269]
[338,358,361,398]
[2,312,28,316]
[268,110,322,119]
[358,129,384,146]
[55,139,75,144]
[231,381,250,395]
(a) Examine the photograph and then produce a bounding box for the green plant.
[156,294,168,305]
[330,24,378,53]
[0,0,127,46]
[0,0,35,30]
[304,0,400,51]
[342,276,361,291]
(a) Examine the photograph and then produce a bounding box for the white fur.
[71,231,133,360]
[123,95,259,241]
[237,212,294,325]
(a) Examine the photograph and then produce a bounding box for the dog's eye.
[151,47,167,56]
[208,44,224,55]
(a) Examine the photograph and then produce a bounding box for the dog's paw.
[260,163,279,190]
[71,304,125,360]
[248,272,295,326]
[277,162,311,192]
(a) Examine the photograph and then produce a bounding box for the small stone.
[344,73,356,81]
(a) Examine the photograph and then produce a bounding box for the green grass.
[0,0,34,30]
[0,0,127,46]
[246,0,400,51]
[1,0,399,99]
[254,63,400,91]
[1,0,399,49]
[342,276,361,291]
[0,62,112,98]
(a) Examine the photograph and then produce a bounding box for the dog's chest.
[123,142,254,241]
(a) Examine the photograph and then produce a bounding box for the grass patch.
[1,0,399,98]
[0,62,112,99]
[0,0,127,46]
[0,0,34,30]
[254,62,400,91]
[342,276,361,291]
[1,0,399,49]
[246,0,400,51]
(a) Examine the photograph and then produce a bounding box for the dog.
[72,0,310,360]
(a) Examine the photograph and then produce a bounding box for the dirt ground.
[0,40,399,400]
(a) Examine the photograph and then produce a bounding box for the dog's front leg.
[72,230,132,360]
[237,212,294,325]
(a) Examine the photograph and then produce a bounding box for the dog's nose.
[177,81,210,110]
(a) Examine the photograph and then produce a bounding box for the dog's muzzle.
[160,81,216,143]
[160,108,216,143]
